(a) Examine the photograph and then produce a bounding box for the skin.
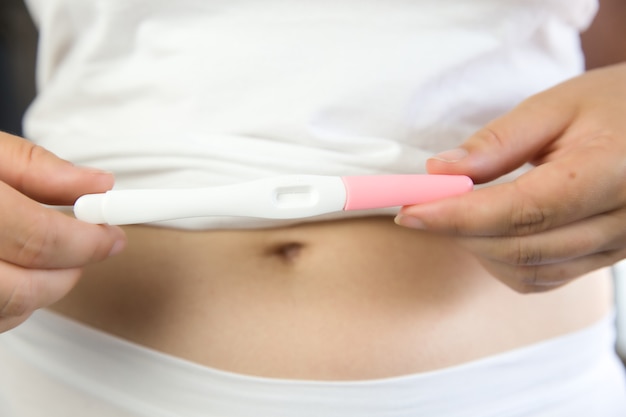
[580,0,626,69]
[0,0,623,332]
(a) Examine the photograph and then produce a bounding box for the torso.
[50,216,613,380]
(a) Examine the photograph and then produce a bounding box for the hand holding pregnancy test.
[73,174,473,225]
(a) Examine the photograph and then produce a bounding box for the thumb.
[0,132,114,205]
[425,92,576,184]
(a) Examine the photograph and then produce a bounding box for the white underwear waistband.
[1,309,625,417]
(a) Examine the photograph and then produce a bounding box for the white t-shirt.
[23,0,597,228]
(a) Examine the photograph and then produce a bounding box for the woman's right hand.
[0,132,126,332]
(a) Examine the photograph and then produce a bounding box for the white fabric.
[613,262,626,357]
[23,0,597,229]
[0,309,625,417]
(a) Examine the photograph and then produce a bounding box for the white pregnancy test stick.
[73,174,473,225]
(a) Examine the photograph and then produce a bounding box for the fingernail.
[72,163,113,175]
[80,167,114,176]
[106,227,127,257]
[394,214,426,229]
[108,239,126,257]
[431,148,468,163]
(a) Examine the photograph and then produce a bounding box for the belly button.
[270,242,305,263]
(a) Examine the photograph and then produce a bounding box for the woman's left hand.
[395,63,626,293]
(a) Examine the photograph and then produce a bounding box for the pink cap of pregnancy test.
[341,175,473,211]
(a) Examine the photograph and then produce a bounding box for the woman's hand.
[0,132,126,331]
[396,63,626,293]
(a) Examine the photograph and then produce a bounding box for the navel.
[269,242,305,263]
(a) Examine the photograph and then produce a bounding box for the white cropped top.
[24,0,597,229]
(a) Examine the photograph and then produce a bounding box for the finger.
[458,207,626,267]
[0,181,126,269]
[0,261,82,321]
[396,138,626,236]
[425,65,626,184]
[421,68,604,184]
[476,248,626,294]
[0,132,114,205]
[425,86,577,184]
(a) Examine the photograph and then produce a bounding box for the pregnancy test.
[73,174,473,225]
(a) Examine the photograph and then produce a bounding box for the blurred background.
[0,0,37,136]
